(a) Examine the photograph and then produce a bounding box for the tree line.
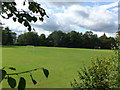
[2,27,116,49]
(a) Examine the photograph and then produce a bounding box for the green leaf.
[30,74,33,79]
[31,7,36,13]
[42,68,49,78]
[13,17,17,22]
[2,70,7,79]
[8,77,16,88]
[8,67,16,70]
[28,26,31,31]
[46,15,49,18]
[24,21,29,27]
[28,4,33,11]
[10,7,17,12]
[18,18,23,24]
[30,74,37,85]
[18,77,26,90]
[12,2,16,6]
[39,17,44,22]
[23,1,25,5]
[32,79,37,85]
[8,14,13,18]
[0,69,7,83]
[26,15,32,22]
[33,28,35,31]
[29,2,36,13]
[32,17,37,22]
[39,10,45,17]
[1,15,6,19]
[0,70,2,82]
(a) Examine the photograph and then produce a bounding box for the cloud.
[0,1,118,37]
[99,1,118,9]
[37,2,118,34]
[93,31,116,37]
[45,2,82,8]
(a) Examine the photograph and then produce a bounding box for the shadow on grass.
[2,45,19,48]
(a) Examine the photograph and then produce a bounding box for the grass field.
[2,46,113,88]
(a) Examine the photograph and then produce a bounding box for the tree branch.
[5,67,43,75]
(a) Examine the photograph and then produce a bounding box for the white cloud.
[0,1,118,37]
[99,1,118,10]
[93,31,116,37]
[35,28,51,36]
[41,2,118,33]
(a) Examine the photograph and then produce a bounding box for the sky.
[0,0,119,37]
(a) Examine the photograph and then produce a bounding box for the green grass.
[2,46,113,88]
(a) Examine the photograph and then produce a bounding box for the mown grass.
[2,46,113,88]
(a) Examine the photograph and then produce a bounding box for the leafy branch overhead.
[0,67,49,90]
[1,0,49,31]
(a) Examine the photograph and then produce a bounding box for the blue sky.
[0,0,119,37]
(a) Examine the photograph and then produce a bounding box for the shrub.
[71,56,118,89]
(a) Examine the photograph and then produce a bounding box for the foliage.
[82,31,100,49]
[47,31,67,47]
[114,31,120,87]
[2,29,116,49]
[39,34,47,46]
[71,31,120,89]
[99,33,116,49]
[68,31,82,48]
[15,30,116,49]
[71,56,118,89]
[2,27,17,45]
[1,0,48,31]
[17,32,39,46]
[0,1,116,49]
[1,0,50,89]
[0,67,49,90]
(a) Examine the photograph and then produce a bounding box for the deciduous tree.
[2,27,16,45]
[17,32,39,46]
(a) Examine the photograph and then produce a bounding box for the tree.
[2,27,16,45]
[82,31,99,48]
[17,32,39,46]
[1,0,49,89]
[107,37,116,48]
[115,31,120,46]
[1,0,48,31]
[71,31,120,89]
[99,33,108,49]
[68,31,82,48]
[11,32,17,44]
[0,22,3,44]
[39,34,46,46]
[99,33,116,49]
[47,31,67,47]
[89,34,100,49]
[46,33,54,46]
